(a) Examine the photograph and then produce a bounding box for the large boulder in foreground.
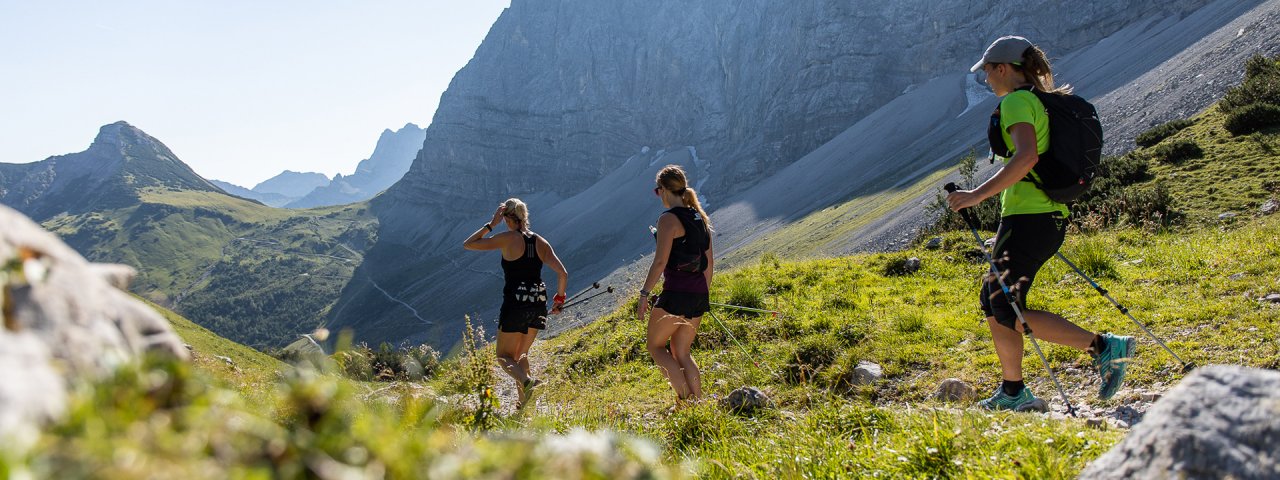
[0,204,187,451]
[1079,365,1280,479]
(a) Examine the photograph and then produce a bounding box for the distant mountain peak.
[0,121,222,221]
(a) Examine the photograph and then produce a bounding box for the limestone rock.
[88,263,137,290]
[721,386,773,413]
[1079,365,1280,479]
[0,204,187,451]
[931,378,977,402]
[851,361,883,385]
[1260,198,1278,216]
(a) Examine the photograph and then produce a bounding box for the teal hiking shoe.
[978,386,1047,412]
[1095,333,1136,400]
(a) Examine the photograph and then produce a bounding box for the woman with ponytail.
[637,164,714,406]
[948,36,1134,412]
[463,198,569,408]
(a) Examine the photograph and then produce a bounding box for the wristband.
[639,289,651,298]
[483,223,493,232]
[553,294,566,305]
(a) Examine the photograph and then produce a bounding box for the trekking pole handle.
[944,183,980,229]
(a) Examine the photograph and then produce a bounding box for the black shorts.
[498,306,547,334]
[980,212,1067,330]
[654,290,710,319]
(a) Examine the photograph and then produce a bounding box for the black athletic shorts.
[980,212,1067,330]
[498,306,547,334]
[654,290,710,319]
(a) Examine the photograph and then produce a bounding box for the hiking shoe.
[1095,333,1136,400]
[978,386,1045,412]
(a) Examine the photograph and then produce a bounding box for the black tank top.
[662,207,711,293]
[501,232,546,310]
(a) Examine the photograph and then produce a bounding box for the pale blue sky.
[0,1,508,187]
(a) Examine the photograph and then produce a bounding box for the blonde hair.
[1015,45,1072,95]
[656,164,712,230]
[502,198,530,231]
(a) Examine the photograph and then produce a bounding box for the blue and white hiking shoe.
[978,386,1047,412]
[1095,333,1136,400]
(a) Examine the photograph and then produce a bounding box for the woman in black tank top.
[637,165,715,407]
[464,198,569,408]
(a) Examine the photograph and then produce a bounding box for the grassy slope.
[144,298,285,410]
[43,188,378,349]
[437,94,1280,477]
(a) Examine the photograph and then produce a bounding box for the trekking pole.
[1054,252,1195,373]
[945,183,1077,416]
[565,282,602,304]
[709,302,781,318]
[560,286,614,311]
[706,309,760,368]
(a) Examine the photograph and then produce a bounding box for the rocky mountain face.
[333,0,1266,349]
[287,123,426,208]
[0,121,221,221]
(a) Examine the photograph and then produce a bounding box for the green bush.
[1224,103,1280,136]
[1063,239,1118,279]
[1136,118,1194,147]
[1151,139,1203,164]
[926,151,1002,234]
[1220,54,1280,113]
[724,275,766,311]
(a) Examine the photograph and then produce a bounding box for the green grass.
[145,297,285,411]
[481,214,1279,477]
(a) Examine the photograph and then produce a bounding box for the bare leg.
[991,310,1097,381]
[518,328,539,379]
[1018,310,1094,350]
[495,331,529,404]
[648,307,691,400]
[988,316,1025,381]
[670,315,702,400]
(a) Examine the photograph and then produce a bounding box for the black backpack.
[987,86,1103,203]
[664,207,709,273]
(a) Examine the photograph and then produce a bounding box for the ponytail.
[656,164,713,232]
[681,187,713,231]
[1018,45,1072,95]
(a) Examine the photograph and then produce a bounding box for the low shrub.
[1136,118,1194,147]
[724,275,766,311]
[1219,54,1280,113]
[1224,102,1280,136]
[1151,139,1203,164]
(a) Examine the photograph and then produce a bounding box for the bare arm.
[703,236,714,290]
[463,205,507,251]
[948,122,1039,211]
[536,236,569,306]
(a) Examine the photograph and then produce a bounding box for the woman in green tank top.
[947,36,1135,411]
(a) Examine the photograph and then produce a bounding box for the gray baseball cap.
[970,36,1033,72]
